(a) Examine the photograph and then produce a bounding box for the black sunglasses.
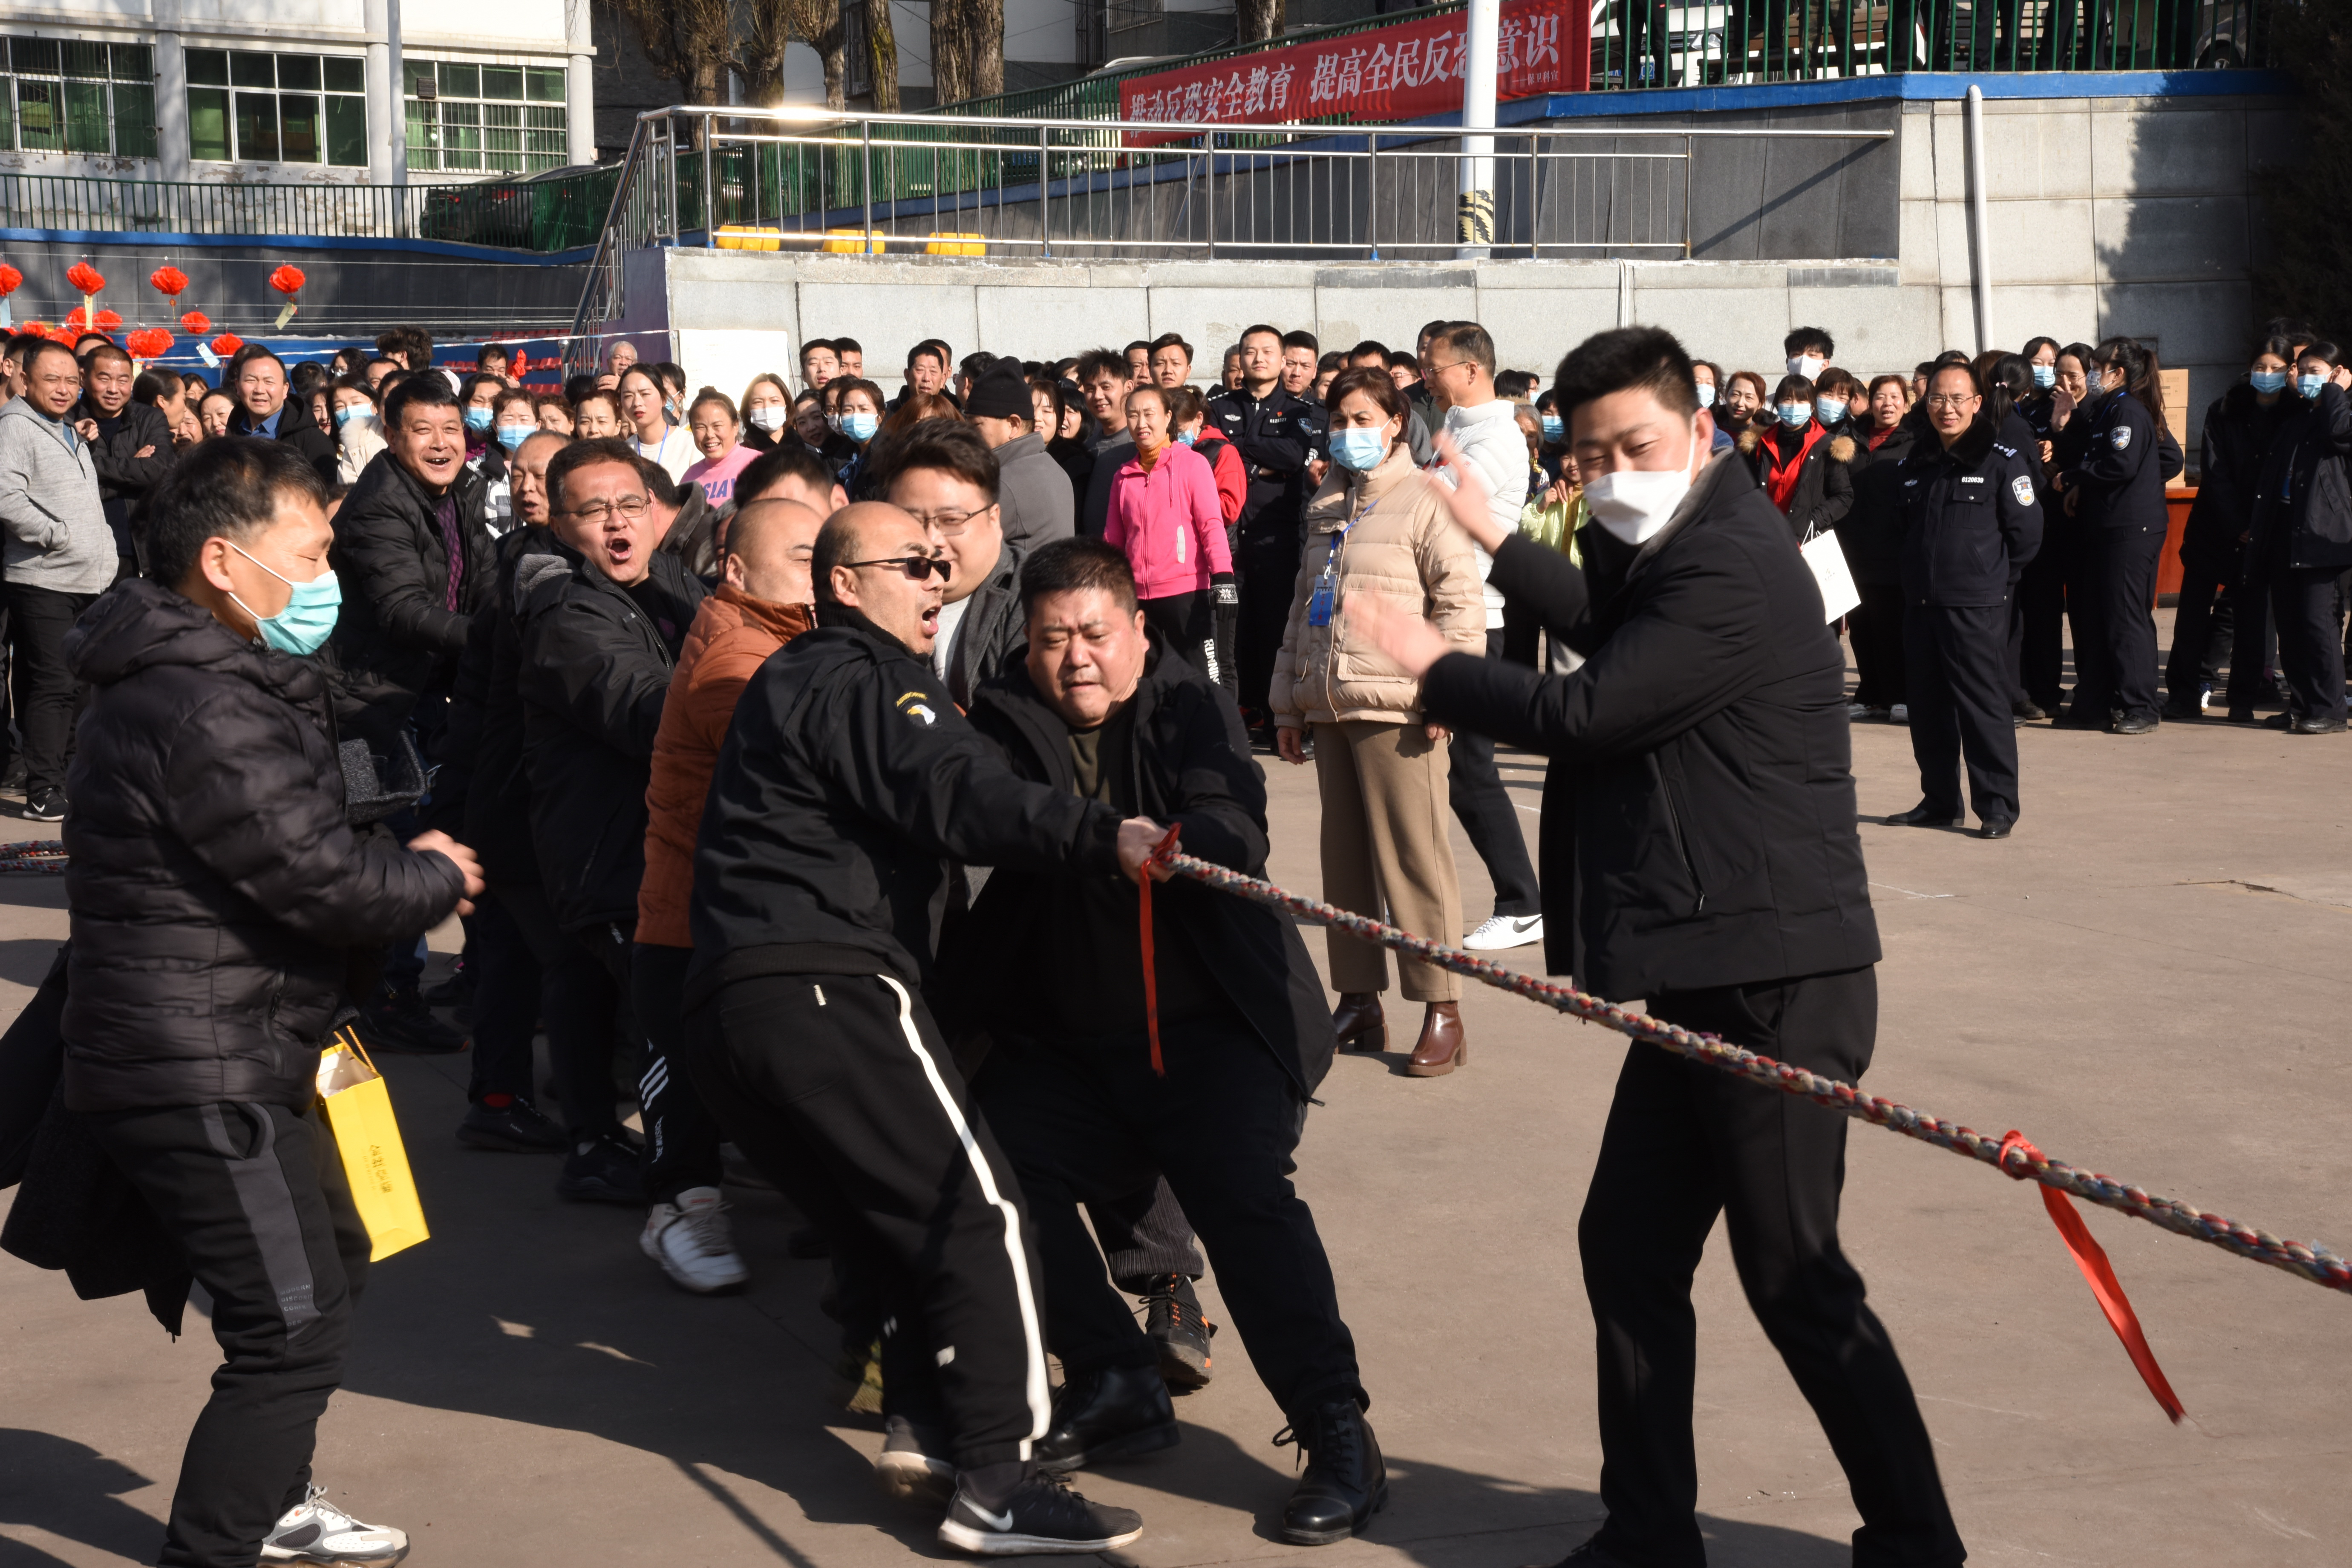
[843,554,949,581]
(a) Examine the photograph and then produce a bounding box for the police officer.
[2243,352,2352,734]
[2052,337,2178,733]
[1209,323,1314,737]
[1885,364,2042,839]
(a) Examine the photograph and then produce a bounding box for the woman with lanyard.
[619,363,695,482]
[1269,367,1485,1077]
[1736,373,1854,541]
[2051,336,2182,733]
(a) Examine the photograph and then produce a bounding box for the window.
[0,37,156,157]
[406,58,566,174]
[184,46,367,166]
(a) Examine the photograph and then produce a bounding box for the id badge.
[1306,570,1337,628]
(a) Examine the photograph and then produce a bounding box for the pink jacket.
[1104,442,1232,599]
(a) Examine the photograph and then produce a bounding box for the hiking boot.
[259,1484,409,1565]
[938,1470,1143,1556]
[1140,1273,1215,1392]
[640,1186,749,1294]
[1276,1398,1388,1545]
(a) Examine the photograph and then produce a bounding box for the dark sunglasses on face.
[845,554,949,581]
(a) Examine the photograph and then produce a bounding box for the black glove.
[1211,571,1238,607]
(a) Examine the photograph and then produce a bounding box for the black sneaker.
[422,957,473,1007]
[456,1098,567,1153]
[938,1470,1143,1556]
[873,1414,957,1507]
[17,789,63,823]
[1276,1398,1387,1545]
[1035,1363,1179,1472]
[556,1131,646,1204]
[356,983,467,1055]
[1141,1273,1215,1392]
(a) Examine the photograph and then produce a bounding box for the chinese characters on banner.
[1117,0,1586,142]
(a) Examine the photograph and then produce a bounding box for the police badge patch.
[2012,475,2037,505]
[2111,426,2132,450]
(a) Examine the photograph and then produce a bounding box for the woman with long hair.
[1839,373,1920,721]
[2050,336,2177,731]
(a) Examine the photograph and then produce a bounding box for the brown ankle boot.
[1331,992,1386,1052]
[1405,1002,1466,1077]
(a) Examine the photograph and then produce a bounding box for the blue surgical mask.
[1332,427,1386,472]
[2250,369,2288,395]
[1695,383,1716,409]
[496,424,531,451]
[1815,397,1848,426]
[462,406,493,434]
[1776,402,1813,429]
[1176,429,1196,445]
[2032,363,2056,389]
[332,405,369,429]
[1540,413,1564,441]
[228,543,341,656]
[843,410,879,442]
[663,400,680,424]
[2297,373,2327,399]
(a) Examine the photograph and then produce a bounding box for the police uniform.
[1898,413,2042,826]
[1208,383,1314,721]
[2058,386,2168,727]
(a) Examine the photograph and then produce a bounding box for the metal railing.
[0,166,619,251]
[566,104,1892,362]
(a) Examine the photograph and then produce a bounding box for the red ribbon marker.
[2000,1129,2185,1423]
[1138,825,1181,1077]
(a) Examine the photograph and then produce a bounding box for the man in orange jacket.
[633,480,824,1294]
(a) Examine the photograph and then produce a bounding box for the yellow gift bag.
[316,1026,430,1261]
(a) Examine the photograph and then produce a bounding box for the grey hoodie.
[992,430,1074,553]
[0,396,114,593]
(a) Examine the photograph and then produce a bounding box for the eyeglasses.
[1924,394,1979,410]
[844,554,950,581]
[564,495,652,522]
[1425,358,1476,377]
[902,509,983,534]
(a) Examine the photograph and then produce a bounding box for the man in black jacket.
[685,500,1161,1556]
[71,340,173,580]
[518,436,708,1202]
[1209,325,1315,731]
[1885,365,2042,838]
[955,539,1380,1548]
[62,437,480,1568]
[226,348,337,483]
[1359,327,1963,1568]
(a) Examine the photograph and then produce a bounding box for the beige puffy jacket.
[1269,442,1486,727]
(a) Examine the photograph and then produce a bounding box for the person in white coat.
[1421,322,1545,951]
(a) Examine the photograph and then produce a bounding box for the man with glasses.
[685,499,1166,1556]
[516,437,709,1202]
[1885,364,2042,839]
[882,419,1027,709]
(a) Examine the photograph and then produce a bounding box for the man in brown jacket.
[634,480,823,1294]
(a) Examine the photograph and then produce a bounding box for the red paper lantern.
[211,332,243,356]
[127,328,172,359]
[268,264,306,296]
[96,309,121,331]
[0,265,21,298]
[62,306,90,333]
[179,309,211,336]
[150,265,189,298]
[65,262,106,295]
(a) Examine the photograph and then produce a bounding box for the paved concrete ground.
[6,628,2352,1568]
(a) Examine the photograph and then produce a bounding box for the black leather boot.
[1277,1398,1387,1545]
[1034,1363,1179,1473]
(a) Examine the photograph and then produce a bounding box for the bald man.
[634,495,827,1293]
[683,499,1165,1554]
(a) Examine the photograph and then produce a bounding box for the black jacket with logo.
[2057,386,2168,534]
[686,608,1124,1009]
[516,542,707,931]
[1420,454,1881,999]
[953,633,1335,1095]
[1897,412,2044,607]
[1208,384,1314,545]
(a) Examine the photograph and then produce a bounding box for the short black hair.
[544,435,643,515]
[1551,326,1699,424]
[635,454,686,508]
[1075,347,1130,384]
[384,369,458,427]
[1239,323,1282,349]
[564,372,598,406]
[476,343,508,364]
[2022,335,2061,362]
[1494,369,1535,400]
[833,336,863,355]
[147,435,330,591]
[1282,330,1319,355]
[801,337,836,363]
[82,342,134,375]
[1346,339,1389,364]
[5,331,49,364]
[908,338,951,370]
[1020,536,1139,617]
[1784,326,1835,358]
[1148,332,1193,360]
[875,417,1000,505]
[736,441,837,505]
[1125,340,1152,356]
[25,339,78,378]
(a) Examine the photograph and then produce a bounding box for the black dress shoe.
[1979,816,2015,839]
[1884,801,1960,827]
[2012,699,2048,721]
[2111,714,2159,735]
[1277,1398,1387,1546]
[1035,1363,1178,1473]
[2293,714,2349,734]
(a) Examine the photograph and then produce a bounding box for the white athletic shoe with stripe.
[259,1485,409,1565]
[641,1186,750,1294]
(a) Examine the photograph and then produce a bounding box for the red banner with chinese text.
[1118,0,1585,144]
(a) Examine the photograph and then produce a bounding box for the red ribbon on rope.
[2000,1129,2185,1423]
[1138,825,1182,1077]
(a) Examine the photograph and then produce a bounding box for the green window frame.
[0,36,159,157]
[406,58,565,173]
[182,48,366,165]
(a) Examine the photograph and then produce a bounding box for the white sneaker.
[1845,700,1872,718]
[640,1185,749,1294]
[1888,703,1910,724]
[874,1413,958,1506]
[260,1485,409,1565]
[1462,913,1545,951]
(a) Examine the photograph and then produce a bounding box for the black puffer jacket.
[1422,453,1881,998]
[2181,384,2293,576]
[2247,382,2352,574]
[57,579,465,1113]
[1836,424,1915,587]
[71,397,175,562]
[955,632,1335,1095]
[517,541,707,932]
[432,525,551,888]
[327,449,494,741]
[1736,420,1855,540]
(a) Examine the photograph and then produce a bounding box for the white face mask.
[1582,421,1703,546]
[1788,354,1825,380]
[747,405,787,432]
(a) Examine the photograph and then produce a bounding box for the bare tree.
[863,0,900,110]
[748,0,848,108]
[931,0,974,105]
[607,0,735,108]
[1237,0,1283,44]
[969,0,1004,98]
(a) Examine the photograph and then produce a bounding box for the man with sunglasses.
[686,500,1169,1558]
